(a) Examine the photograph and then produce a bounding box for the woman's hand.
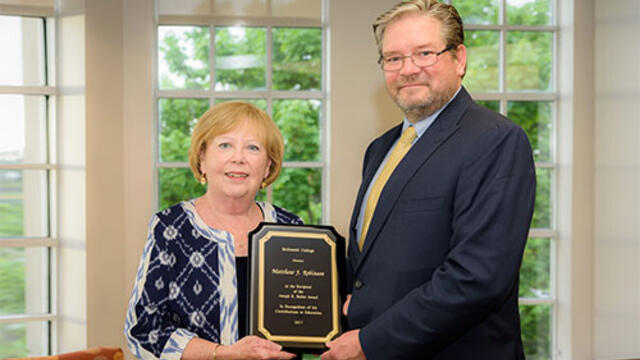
[216,336,296,360]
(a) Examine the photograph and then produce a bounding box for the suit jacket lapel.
[354,88,474,271]
[348,126,402,257]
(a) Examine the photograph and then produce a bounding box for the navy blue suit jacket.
[346,88,536,359]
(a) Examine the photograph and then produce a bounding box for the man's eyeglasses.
[378,46,454,71]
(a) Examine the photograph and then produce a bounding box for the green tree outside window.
[157,25,323,220]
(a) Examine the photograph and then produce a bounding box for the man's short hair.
[373,0,464,55]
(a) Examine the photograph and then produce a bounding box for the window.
[155,0,326,224]
[451,0,556,358]
[0,13,56,357]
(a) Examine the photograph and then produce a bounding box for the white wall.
[328,0,402,238]
[556,0,596,358]
[121,0,154,352]
[593,0,640,358]
[84,0,127,350]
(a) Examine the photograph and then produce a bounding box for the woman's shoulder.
[147,200,205,246]
[153,201,190,223]
[261,202,304,225]
[148,201,199,239]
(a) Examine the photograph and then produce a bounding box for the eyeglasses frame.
[378,45,455,72]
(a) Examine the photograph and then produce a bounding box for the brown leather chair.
[7,347,124,360]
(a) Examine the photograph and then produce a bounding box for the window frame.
[0,11,57,357]
[153,2,329,221]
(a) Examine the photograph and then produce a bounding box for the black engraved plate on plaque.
[247,223,345,352]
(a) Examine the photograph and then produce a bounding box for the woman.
[125,102,301,360]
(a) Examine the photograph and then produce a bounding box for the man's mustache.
[396,74,430,88]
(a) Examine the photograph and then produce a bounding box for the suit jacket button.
[354,280,364,289]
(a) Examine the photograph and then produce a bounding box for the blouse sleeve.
[124,214,197,360]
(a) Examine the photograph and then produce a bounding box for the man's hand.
[343,294,351,316]
[320,329,366,360]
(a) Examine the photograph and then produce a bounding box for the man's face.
[381,14,466,122]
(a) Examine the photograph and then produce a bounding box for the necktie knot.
[399,126,417,145]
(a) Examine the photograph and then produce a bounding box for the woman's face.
[200,119,271,202]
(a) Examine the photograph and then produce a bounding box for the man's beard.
[392,77,457,123]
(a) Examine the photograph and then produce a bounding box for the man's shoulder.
[466,101,508,123]
[461,101,525,135]
[454,102,533,161]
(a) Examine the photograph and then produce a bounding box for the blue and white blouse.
[124,200,303,360]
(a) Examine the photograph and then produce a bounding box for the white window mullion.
[472,92,556,102]
[282,161,323,168]
[210,24,216,95]
[519,298,555,305]
[158,15,321,28]
[465,24,557,31]
[529,229,556,238]
[157,89,324,99]
[266,25,273,95]
[157,89,211,98]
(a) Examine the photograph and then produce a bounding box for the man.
[321,1,536,359]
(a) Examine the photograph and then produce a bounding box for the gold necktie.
[359,126,417,250]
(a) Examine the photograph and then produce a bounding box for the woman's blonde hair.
[188,101,284,187]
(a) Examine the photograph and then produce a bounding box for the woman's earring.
[200,174,206,185]
[261,180,267,189]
